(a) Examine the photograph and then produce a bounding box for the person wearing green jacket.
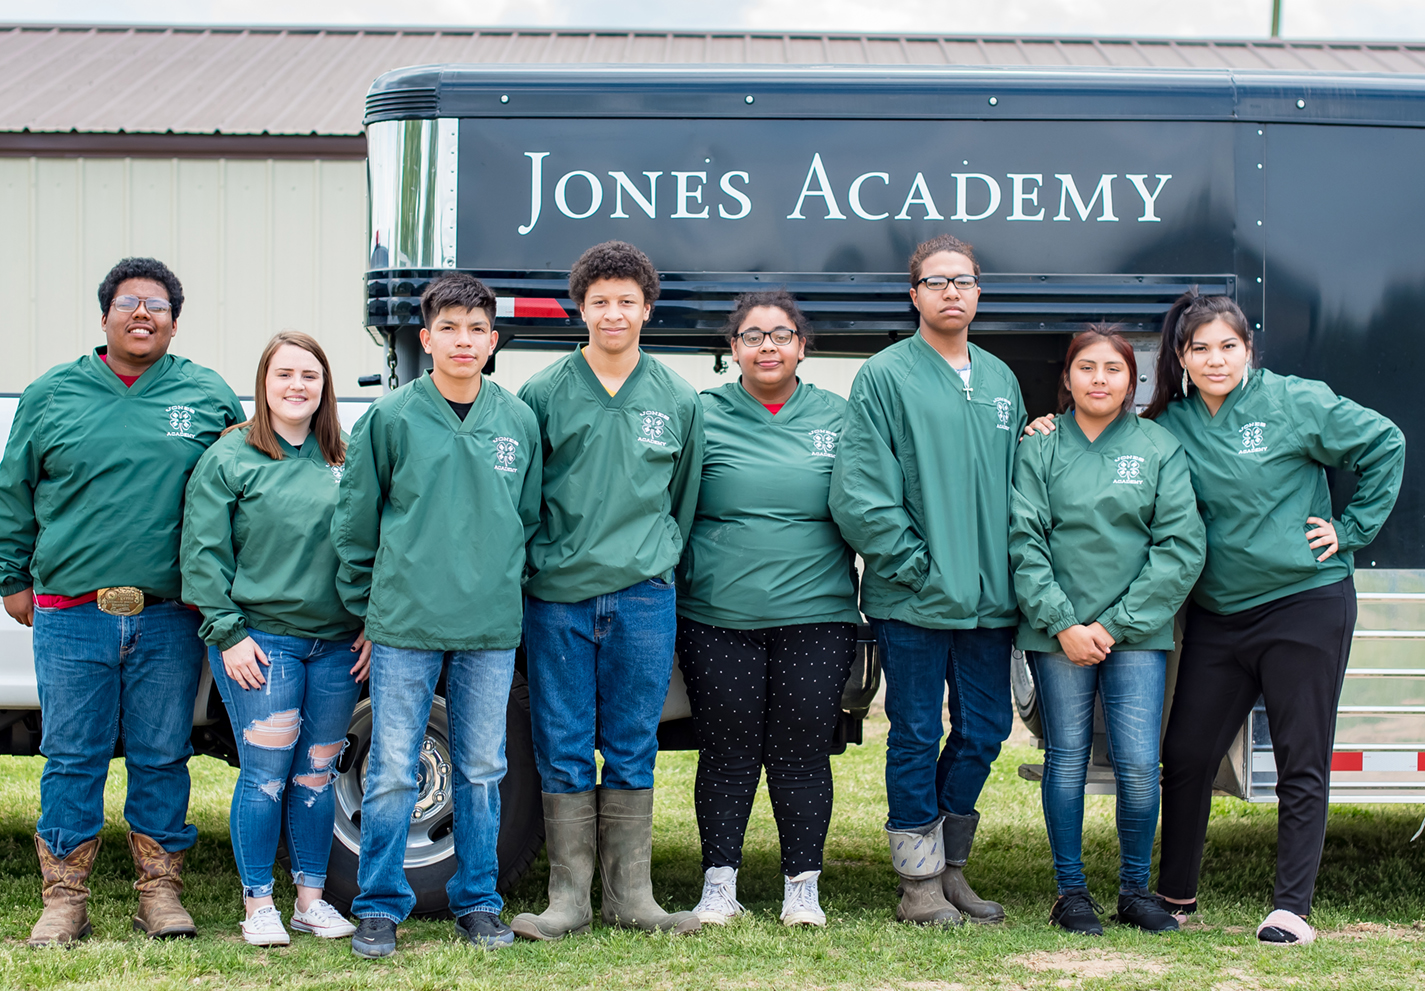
[0,257,243,947]
[1011,327,1204,936]
[1148,292,1404,945]
[182,331,369,947]
[512,241,703,941]
[674,290,861,930]
[829,234,1025,926]
[331,274,542,958]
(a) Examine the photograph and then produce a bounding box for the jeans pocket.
[646,576,674,589]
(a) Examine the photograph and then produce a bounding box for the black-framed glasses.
[736,328,798,347]
[917,274,980,292]
[111,295,172,314]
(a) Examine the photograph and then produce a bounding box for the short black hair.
[98,257,184,320]
[568,241,660,308]
[421,273,497,328]
[723,289,814,349]
[909,234,981,284]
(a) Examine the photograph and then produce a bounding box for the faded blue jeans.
[524,578,678,794]
[208,629,363,900]
[353,644,515,922]
[32,600,204,857]
[875,621,1015,830]
[1029,648,1166,894]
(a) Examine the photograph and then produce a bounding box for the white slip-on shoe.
[291,898,358,939]
[692,866,745,925]
[780,870,827,927]
[241,905,291,946]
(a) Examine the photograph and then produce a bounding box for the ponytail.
[1143,289,1253,419]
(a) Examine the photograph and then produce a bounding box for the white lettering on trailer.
[671,172,710,218]
[608,171,661,218]
[1007,174,1045,221]
[1126,174,1173,221]
[717,172,752,219]
[951,173,1002,221]
[555,171,603,219]
[787,153,846,220]
[518,151,550,235]
[894,173,945,221]
[848,172,890,220]
[1055,173,1119,221]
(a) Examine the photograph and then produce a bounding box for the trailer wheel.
[1009,648,1043,740]
[306,671,545,918]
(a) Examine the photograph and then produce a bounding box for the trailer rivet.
[1296,99,1306,109]
[1256,323,1262,329]
[745,95,754,104]
[988,96,998,106]
[1256,220,1263,226]
[1257,163,1263,169]
[1257,277,1263,283]
[500,94,509,104]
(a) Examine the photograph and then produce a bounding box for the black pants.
[1159,578,1355,916]
[676,618,856,876]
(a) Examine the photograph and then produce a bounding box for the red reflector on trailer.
[1419,752,1425,772]
[514,298,568,319]
[1331,752,1364,771]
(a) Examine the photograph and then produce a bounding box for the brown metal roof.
[3,23,1424,138]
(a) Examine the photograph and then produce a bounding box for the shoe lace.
[246,906,282,927]
[695,871,744,917]
[1059,890,1105,917]
[1118,890,1163,918]
[301,899,345,925]
[783,871,822,917]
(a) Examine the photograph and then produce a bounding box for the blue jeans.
[524,578,677,794]
[353,644,515,921]
[208,629,363,900]
[875,621,1014,830]
[32,600,204,857]
[1029,649,1166,894]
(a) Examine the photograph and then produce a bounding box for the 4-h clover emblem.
[166,405,194,434]
[1115,456,1142,480]
[641,414,665,440]
[496,438,517,468]
[1240,422,1266,450]
[809,430,838,457]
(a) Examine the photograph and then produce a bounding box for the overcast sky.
[2,0,1423,39]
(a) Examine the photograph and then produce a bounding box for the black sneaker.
[1113,889,1180,932]
[457,911,515,949]
[1049,889,1104,935]
[351,917,398,958]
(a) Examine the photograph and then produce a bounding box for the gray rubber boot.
[512,792,597,940]
[940,810,1005,923]
[596,788,701,934]
[887,817,963,926]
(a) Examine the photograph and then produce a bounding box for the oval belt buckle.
[96,586,145,617]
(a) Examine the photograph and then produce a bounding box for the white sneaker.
[241,905,291,946]
[781,870,827,927]
[692,866,745,925]
[291,898,358,939]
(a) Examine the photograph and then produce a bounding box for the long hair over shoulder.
[223,330,346,465]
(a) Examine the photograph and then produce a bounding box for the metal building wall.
[0,155,385,398]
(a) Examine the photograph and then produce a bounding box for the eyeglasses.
[916,275,980,292]
[736,328,798,347]
[111,295,172,314]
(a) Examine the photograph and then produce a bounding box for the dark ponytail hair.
[1059,324,1138,415]
[1142,289,1253,419]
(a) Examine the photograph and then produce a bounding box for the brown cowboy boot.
[28,834,100,947]
[127,832,196,938]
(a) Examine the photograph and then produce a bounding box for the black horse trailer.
[349,62,1425,912]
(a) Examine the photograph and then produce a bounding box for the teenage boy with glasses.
[0,257,244,946]
[332,274,542,957]
[511,241,704,940]
[830,234,1024,926]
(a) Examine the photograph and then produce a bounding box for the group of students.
[0,232,1404,956]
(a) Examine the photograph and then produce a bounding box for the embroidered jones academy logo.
[1238,421,1268,455]
[327,464,344,484]
[1113,454,1146,485]
[165,405,196,438]
[494,436,520,473]
[639,410,670,447]
[993,397,1014,431]
[808,429,838,458]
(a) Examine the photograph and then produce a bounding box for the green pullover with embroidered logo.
[330,373,542,651]
[182,427,361,650]
[0,348,243,600]
[830,334,1026,629]
[677,381,861,630]
[1154,367,1404,615]
[519,348,703,603]
[1010,411,1205,653]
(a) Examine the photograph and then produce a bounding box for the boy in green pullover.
[331,274,542,958]
[0,257,243,946]
[830,235,1024,926]
[512,241,703,940]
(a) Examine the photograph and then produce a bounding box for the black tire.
[1009,648,1044,740]
[311,671,545,918]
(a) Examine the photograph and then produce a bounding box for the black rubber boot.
[940,811,1005,923]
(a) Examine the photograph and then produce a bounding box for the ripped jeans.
[208,629,363,900]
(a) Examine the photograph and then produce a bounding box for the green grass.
[1,711,1424,989]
